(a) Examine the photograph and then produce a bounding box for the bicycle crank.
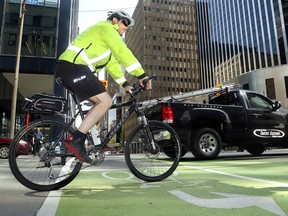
[87,146,105,166]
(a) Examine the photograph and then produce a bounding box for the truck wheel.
[246,146,265,156]
[190,128,221,159]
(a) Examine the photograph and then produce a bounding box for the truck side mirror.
[272,101,281,111]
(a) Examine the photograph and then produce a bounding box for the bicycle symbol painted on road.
[100,170,286,216]
[101,170,199,188]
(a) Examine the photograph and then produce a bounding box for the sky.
[78,0,139,33]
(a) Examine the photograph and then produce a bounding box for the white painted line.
[185,166,288,187]
[37,158,75,216]
[36,190,62,216]
[82,168,128,172]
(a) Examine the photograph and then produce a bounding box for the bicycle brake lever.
[142,79,148,86]
[129,85,141,95]
[130,74,156,95]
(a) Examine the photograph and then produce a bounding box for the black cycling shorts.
[55,60,106,102]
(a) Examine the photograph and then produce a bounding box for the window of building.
[284,76,288,98]
[1,1,59,57]
[265,78,276,99]
[243,83,250,90]
[8,34,17,46]
[10,13,19,25]
[33,16,42,27]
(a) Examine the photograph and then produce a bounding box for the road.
[0,153,128,216]
[1,149,288,216]
[0,159,49,216]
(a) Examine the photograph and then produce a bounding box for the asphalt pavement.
[2,149,288,216]
[0,159,49,216]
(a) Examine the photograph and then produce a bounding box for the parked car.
[0,137,32,159]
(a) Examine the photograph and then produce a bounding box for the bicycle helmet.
[107,11,114,17]
[107,10,135,27]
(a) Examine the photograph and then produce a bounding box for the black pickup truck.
[145,88,288,159]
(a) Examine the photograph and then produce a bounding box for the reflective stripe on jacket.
[58,21,145,86]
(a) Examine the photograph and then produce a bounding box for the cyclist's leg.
[56,61,112,127]
[64,93,111,163]
[78,92,112,133]
[56,61,110,163]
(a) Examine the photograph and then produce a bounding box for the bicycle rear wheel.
[125,120,181,182]
[9,119,82,191]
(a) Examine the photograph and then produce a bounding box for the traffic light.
[100,80,108,90]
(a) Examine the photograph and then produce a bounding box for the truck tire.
[190,128,221,159]
[246,146,265,156]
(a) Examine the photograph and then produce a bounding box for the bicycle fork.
[138,115,158,154]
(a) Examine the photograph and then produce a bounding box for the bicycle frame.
[52,89,147,152]
[100,100,136,147]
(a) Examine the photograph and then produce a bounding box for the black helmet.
[107,10,134,27]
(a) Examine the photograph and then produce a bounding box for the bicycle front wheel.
[125,120,181,182]
[9,119,82,191]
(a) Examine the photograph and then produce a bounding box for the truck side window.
[247,93,272,110]
[209,92,240,105]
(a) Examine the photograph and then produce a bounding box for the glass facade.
[196,0,288,88]
[1,0,59,57]
[0,0,79,137]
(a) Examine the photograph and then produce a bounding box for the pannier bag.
[23,93,67,113]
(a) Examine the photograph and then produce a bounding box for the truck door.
[245,92,287,144]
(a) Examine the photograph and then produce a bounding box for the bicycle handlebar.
[129,74,156,96]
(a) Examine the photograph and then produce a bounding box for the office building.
[196,0,288,106]
[124,0,199,101]
[0,0,79,137]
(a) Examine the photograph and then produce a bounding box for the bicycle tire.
[9,119,82,191]
[125,120,181,182]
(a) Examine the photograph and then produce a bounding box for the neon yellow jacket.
[58,21,146,87]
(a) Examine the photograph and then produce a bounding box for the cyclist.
[55,10,152,164]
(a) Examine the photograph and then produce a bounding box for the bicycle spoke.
[9,119,82,191]
[125,120,181,182]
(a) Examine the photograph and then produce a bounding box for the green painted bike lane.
[55,155,288,216]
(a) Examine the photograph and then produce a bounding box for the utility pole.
[10,0,26,138]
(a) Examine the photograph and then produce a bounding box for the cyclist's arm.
[100,24,146,83]
[105,54,128,87]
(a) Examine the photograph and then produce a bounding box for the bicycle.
[9,75,181,191]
